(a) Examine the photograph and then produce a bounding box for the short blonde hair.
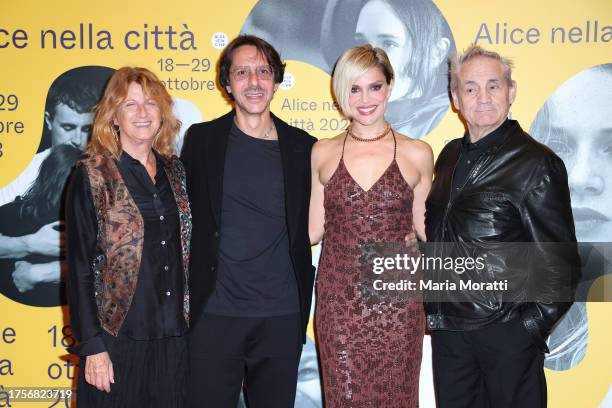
[87,67,180,159]
[332,44,394,118]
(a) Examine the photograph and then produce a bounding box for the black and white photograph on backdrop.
[241,0,456,138]
[530,63,612,371]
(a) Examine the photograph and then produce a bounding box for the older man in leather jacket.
[425,45,580,408]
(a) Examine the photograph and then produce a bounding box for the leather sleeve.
[519,155,581,352]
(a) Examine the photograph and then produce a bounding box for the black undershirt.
[204,122,299,317]
[451,119,513,199]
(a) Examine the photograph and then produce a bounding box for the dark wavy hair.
[19,145,82,219]
[321,0,455,100]
[218,35,286,99]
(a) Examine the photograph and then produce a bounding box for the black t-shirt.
[204,122,299,316]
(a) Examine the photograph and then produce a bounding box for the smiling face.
[538,69,612,242]
[452,56,516,141]
[355,0,411,101]
[114,82,161,150]
[348,67,392,128]
[46,103,92,149]
[225,44,279,118]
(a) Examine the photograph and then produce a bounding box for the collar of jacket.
[205,110,307,246]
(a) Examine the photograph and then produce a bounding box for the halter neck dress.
[316,130,425,407]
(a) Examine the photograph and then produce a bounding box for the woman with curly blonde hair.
[66,66,192,407]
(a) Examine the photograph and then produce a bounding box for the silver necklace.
[234,117,276,139]
[261,122,276,139]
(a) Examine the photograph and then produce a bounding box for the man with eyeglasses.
[181,35,316,407]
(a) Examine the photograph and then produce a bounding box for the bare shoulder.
[312,133,345,161]
[395,132,433,169]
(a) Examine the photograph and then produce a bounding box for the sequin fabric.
[316,132,425,407]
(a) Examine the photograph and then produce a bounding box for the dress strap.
[341,128,349,160]
[391,128,397,160]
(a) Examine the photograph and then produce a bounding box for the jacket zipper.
[434,149,490,323]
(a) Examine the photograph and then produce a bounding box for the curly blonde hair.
[87,67,180,159]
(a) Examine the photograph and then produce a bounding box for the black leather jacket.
[425,121,580,352]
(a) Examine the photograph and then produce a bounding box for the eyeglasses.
[230,65,275,81]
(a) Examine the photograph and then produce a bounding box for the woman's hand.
[85,351,114,392]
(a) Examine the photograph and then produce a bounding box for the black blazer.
[180,111,317,343]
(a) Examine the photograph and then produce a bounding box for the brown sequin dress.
[316,131,425,407]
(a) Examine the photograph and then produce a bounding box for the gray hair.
[449,44,514,92]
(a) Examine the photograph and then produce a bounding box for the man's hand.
[85,352,115,392]
[12,260,61,292]
[12,261,37,292]
[25,221,62,256]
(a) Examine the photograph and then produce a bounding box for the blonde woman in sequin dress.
[309,44,433,407]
